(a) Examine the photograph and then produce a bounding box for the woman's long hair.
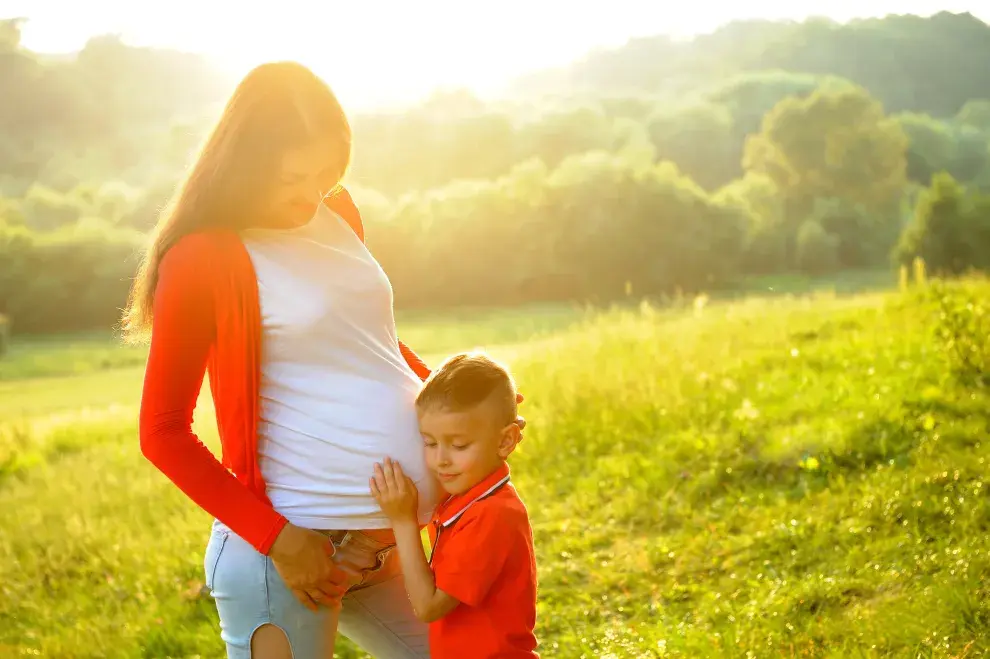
[121,61,351,342]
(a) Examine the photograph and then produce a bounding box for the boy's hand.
[370,457,419,523]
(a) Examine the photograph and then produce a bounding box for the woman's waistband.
[314,527,398,548]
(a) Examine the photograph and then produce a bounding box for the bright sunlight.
[9,0,989,107]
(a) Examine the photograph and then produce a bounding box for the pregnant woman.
[125,61,454,658]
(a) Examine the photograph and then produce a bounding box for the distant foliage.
[743,82,909,218]
[369,154,748,308]
[895,172,990,275]
[897,112,990,186]
[510,11,990,119]
[0,313,9,356]
[795,219,839,275]
[0,222,143,334]
[1,14,990,334]
[957,99,990,130]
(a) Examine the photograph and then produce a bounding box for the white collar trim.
[441,474,511,528]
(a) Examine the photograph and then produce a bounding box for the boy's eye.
[452,444,468,450]
[424,440,437,447]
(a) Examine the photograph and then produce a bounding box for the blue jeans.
[204,519,430,658]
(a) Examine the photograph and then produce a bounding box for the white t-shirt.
[242,204,438,529]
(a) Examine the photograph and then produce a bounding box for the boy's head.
[416,352,521,495]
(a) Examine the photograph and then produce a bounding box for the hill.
[508,12,990,118]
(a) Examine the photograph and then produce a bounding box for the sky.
[4,0,989,109]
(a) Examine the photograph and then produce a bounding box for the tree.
[795,219,839,275]
[707,71,823,137]
[713,173,789,273]
[894,172,990,275]
[897,113,957,183]
[957,100,990,131]
[896,112,990,187]
[743,83,908,218]
[647,102,736,190]
[808,197,893,268]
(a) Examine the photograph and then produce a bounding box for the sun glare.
[10,0,990,109]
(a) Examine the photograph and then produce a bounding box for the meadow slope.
[2,282,989,658]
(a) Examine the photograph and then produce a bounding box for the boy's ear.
[498,421,522,458]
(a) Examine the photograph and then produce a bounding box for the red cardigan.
[138,188,431,555]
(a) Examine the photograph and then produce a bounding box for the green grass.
[0,303,587,383]
[2,284,989,657]
[729,268,898,299]
[0,331,147,381]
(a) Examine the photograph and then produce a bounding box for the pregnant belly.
[256,376,437,526]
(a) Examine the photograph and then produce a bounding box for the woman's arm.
[138,237,288,555]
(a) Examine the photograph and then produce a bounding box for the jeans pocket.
[204,526,230,592]
[356,546,394,588]
[330,532,395,590]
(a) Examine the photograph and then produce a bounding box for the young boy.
[370,352,539,658]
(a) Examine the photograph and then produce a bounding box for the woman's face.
[264,134,345,228]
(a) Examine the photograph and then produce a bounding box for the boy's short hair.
[416,352,517,424]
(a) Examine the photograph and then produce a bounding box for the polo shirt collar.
[433,462,511,528]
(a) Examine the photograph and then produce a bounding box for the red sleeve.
[433,511,510,607]
[324,186,364,242]
[138,238,288,555]
[398,340,431,381]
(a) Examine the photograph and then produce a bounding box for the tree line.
[0,13,989,334]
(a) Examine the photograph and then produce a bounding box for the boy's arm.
[371,458,459,623]
[392,519,460,623]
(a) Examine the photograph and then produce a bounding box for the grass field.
[2,280,989,658]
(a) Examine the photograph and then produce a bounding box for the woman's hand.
[370,457,419,525]
[268,523,350,611]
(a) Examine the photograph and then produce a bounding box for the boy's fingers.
[370,477,381,499]
[373,463,389,493]
[383,457,398,490]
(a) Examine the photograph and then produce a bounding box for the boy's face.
[417,397,519,496]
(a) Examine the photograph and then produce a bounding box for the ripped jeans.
[204,519,430,658]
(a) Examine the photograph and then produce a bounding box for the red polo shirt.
[427,463,539,658]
